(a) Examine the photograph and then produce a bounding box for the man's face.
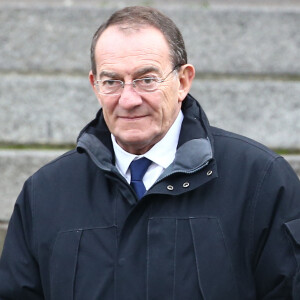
[90,25,191,154]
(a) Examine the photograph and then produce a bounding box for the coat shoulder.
[31,149,91,183]
[210,126,280,161]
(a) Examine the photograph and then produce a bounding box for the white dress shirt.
[112,110,184,191]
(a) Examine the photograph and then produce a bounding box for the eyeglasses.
[94,66,179,95]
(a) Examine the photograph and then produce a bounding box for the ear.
[89,70,103,106]
[177,64,195,102]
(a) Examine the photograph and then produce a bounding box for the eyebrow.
[133,66,161,78]
[99,70,119,79]
[98,66,161,79]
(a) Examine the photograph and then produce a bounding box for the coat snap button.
[183,182,189,188]
[167,185,174,191]
[207,170,213,176]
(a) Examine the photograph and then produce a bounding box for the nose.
[118,83,143,109]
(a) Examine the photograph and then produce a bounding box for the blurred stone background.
[0,0,300,254]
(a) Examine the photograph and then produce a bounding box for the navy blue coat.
[0,94,300,299]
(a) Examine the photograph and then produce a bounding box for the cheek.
[160,90,181,119]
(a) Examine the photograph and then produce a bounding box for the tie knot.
[129,157,152,181]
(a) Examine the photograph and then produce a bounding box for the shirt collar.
[112,110,184,177]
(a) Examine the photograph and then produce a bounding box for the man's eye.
[140,78,157,85]
[102,80,119,87]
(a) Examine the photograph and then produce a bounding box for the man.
[0,6,299,299]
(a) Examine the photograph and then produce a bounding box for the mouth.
[119,115,147,120]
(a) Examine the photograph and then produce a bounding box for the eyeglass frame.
[94,65,182,96]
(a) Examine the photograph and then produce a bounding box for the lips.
[119,115,147,120]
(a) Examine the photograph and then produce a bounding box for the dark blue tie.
[129,157,152,200]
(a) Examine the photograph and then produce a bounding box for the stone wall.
[1,0,300,253]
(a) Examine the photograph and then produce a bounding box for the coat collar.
[77,94,216,179]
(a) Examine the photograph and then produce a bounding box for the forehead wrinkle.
[98,66,162,80]
[96,54,167,77]
[95,42,171,77]
[97,49,165,63]
[96,42,167,60]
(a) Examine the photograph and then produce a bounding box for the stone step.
[0,75,299,149]
[1,150,300,223]
[2,0,300,5]
[0,150,65,221]
[0,223,7,255]
[0,4,299,75]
